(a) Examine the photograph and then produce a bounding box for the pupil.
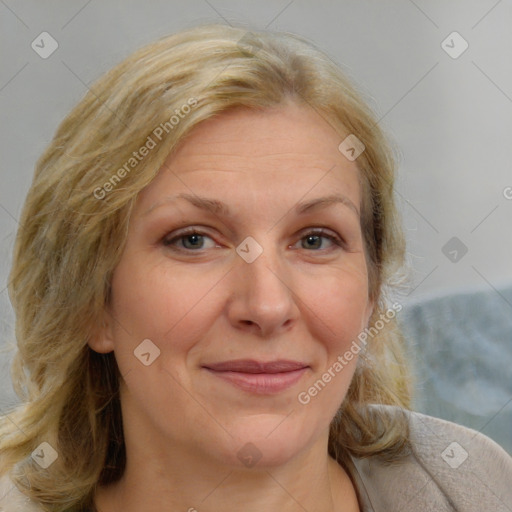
[307,235,320,248]
[186,234,202,248]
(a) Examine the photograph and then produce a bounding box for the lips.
[203,359,309,394]
[204,359,308,373]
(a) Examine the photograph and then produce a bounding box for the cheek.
[108,254,224,368]
[295,269,369,420]
[305,263,371,349]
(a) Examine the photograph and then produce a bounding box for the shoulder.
[0,473,44,512]
[350,404,512,512]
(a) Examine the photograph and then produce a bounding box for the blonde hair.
[0,23,411,511]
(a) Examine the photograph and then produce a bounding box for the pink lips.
[203,359,309,394]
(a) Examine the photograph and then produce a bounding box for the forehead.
[135,101,361,215]
[173,101,350,161]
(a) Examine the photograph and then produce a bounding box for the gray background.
[1,1,511,449]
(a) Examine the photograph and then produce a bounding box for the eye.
[162,228,217,252]
[161,227,345,254]
[295,228,344,251]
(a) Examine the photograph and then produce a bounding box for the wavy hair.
[0,23,411,511]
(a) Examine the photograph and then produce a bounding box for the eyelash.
[162,227,345,253]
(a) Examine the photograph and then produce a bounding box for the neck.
[94,442,359,512]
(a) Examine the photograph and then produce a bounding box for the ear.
[363,297,375,328]
[88,310,115,354]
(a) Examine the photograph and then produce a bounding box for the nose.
[226,239,299,338]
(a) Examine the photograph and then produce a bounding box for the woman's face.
[93,100,374,469]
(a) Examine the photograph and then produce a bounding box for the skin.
[90,99,374,512]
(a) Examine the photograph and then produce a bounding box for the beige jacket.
[1,407,511,511]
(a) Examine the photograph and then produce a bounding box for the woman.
[0,23,510,512]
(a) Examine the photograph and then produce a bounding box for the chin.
[219,416,314,469]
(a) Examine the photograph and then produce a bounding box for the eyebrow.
[142,192,360,218]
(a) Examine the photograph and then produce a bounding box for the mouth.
[202,359,309,395]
